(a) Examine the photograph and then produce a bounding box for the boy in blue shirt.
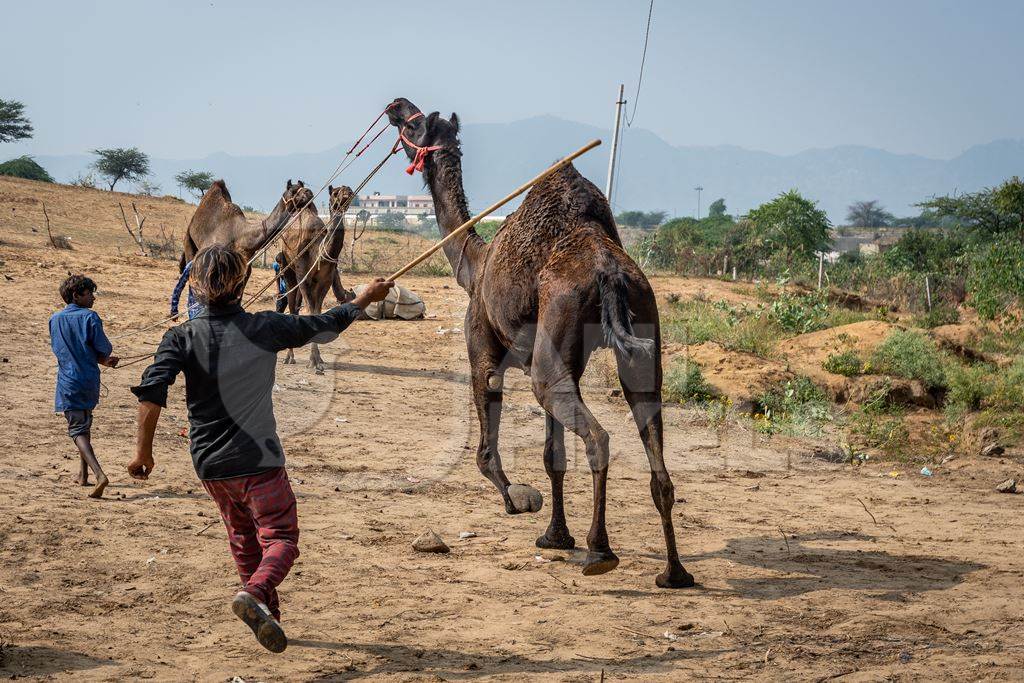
[50,274,120,498]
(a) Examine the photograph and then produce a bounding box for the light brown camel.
[387,98,693,588]
[278,184,354,372]
[181,179,312,266]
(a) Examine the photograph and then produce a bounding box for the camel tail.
[597,265,655,358]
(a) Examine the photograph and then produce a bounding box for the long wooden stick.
[386,139,602,281]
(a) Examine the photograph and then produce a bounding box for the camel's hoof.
[283,356,295,365]
[312,364,325,375]
[656,565,695,589]
[505,484,543,514]
[536,529,575,550]
[581,550,620,576]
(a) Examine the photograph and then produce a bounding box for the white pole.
[818,252,825,289]
[605,84,626,200]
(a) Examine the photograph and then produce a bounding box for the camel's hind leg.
[282,269,302,365]
[535,412,575,550]
[615,337,695,589]
[531,336,618,576]
[300,277,327,374]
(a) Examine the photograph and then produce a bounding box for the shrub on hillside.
[823,350,864,377]
[766,289,830,334]
[0,155,53,183]
[915,305,960,329]
[944,362,993,415]
[869,330,947,389]
[664,360,716,404]
[756,376,833,436]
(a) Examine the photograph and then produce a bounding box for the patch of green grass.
[755,376,833,437]
[663,359,716,404]
[823,350,864,377]
[869,330,947,389]
[662,299,782,358]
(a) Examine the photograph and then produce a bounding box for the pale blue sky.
[4,0,1023,159]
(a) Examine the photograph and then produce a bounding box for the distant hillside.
[25,118,1024,221]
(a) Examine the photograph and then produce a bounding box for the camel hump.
[536,163,620,244]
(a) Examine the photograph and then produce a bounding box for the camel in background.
[386,98,693,588]
[277,184,354,372]
[181,179,311,266]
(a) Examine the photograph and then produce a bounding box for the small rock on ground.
[995,478,1017,494]
[412,529,450,553]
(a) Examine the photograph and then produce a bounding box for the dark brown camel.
[181,179,312,267]
[278,184,354,372]
[386,98,693,588]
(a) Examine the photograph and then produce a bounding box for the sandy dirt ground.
[2,180,1024,681]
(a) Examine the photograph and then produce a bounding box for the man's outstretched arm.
[268,278,394,351]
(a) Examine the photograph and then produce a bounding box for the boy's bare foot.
[232,591,287,653]
[89,474,108,499]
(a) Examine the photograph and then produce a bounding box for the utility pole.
[694,185,703,219]
[605,84,626,201]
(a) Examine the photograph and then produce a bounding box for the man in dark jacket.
[128,244,392,653]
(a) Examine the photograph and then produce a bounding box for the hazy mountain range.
[25,116,1024,222]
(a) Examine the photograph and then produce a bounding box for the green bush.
[0,155,54,182]
[985,357,1024,411]
[756,376,833,436]
[944,362,993,415]
[823,350,864,377]
[915,305,960,329]
[966,237,1024,320]
[869,330,947,389]
[664,360,716,404]
[766,289,831,334]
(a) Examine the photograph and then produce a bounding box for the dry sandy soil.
[1,178,1023,681]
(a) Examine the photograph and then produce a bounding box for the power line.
[625,0,654,128]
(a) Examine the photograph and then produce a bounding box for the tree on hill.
[0,99,33,143]
[0,155,53,182]
[747,190,831,266]
[90,147,150,191]
[616,210,667,229]
[846,200,894,227]
[174,170,215,199]
[708,198,727,218]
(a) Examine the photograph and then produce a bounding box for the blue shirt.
[170,261,201,320]
[49,304,113,411]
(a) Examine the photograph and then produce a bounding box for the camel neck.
[425,152,486,292]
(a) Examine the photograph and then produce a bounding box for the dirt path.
[1,229,1023,681]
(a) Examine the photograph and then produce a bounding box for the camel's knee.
[476,446,497,475]
[584,427,611,471]
[649,472,675,512]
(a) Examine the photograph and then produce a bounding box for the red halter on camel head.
[394,111,443,175]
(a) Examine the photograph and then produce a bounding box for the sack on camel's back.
[351,283,426,320]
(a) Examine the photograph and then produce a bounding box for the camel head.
[282,179,314,214]
[328,185,355,215]
[386,98,462,172]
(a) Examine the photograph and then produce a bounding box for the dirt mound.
[671,342,794,411]
[776,320,900,401]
